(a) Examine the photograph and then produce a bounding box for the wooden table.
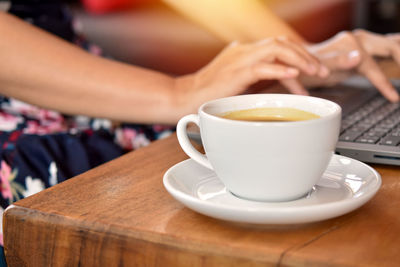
[3,133,400,267]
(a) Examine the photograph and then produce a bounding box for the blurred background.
[69,0,400,75]
[354,0,400,34]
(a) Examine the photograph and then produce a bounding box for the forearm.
[0,12,183,124]
[163,0,305,44]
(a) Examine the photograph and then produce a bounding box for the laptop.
[310,77,400,166]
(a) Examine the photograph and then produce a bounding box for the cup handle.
[176,114,213,170]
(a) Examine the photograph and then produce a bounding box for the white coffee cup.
[177,94,341,202]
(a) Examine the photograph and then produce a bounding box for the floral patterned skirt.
[0,97,173,245]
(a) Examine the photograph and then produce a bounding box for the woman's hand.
[174,37,328,114]
[299,30,400,102]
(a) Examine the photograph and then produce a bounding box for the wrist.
[168,74,199,123]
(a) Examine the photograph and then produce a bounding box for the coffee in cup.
[177,94,341,202]
[219,107,320,122]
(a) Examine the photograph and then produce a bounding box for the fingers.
[194,41,308,100]
[358,56,400,102]
[251,61,310,95]
[307,30,400,102]
[270,36,322,71]
[308,31,364,71]
[385,34,400,64]
[386,37,400,66]
[352,30,400,102]
[200,37,331,100]
[249,38,328,78]
[317,50,361,71]
[251,62,299,80]
[386,33,400,43]
[279,78,309,95]
[355,30,400,64]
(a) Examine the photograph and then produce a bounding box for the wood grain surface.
[4,134,400,267]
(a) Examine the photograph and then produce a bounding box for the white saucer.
[163,154,381,224]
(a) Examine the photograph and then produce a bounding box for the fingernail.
[391,91,400,102]
[229,40,240,47]
[348,50,361,60]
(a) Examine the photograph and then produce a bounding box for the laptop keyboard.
[340,96,400,146]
